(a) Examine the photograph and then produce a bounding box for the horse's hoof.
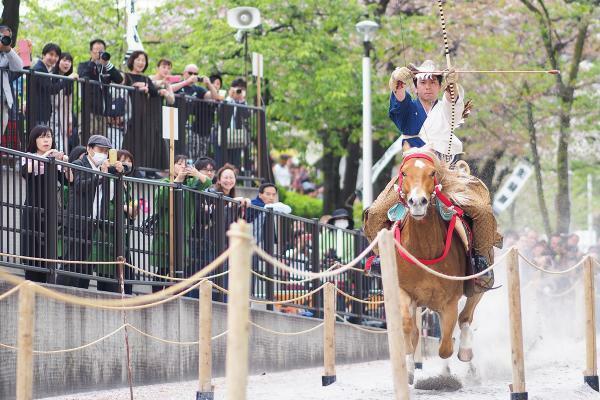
[458,348,473,362]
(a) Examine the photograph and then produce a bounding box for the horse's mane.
[403,147,479,206]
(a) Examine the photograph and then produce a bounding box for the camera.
[0,35,11,46]
[186,159,194,167]
[100,51,111,61]
[235,88,243,94]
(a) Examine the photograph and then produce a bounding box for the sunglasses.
[186,71,199,75]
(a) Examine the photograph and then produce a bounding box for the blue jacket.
[388,91,434,148]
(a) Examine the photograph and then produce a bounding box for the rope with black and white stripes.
[437,0,456,163]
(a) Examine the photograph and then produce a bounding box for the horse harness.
[394,152,473,266]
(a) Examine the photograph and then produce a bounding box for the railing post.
[224,220,253,400]
[322,282,336,386]
[215,195,226,302]
[173,186,185,277]
[506,247,528,400]
[264,209,275,311]
[310,218,322,318]
[583,255,598,391]
[81,79,91,142]
[45,156,58,283]
[16,282,34,400]
[197,279,214,400]
[219,103,229,166]
[352,230,363,321]
[378,229,410,400]
[114,175,125,260]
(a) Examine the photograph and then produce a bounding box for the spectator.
[121,50,171,170]
[58,134,123,289]
[92,149,137,294]
[51,52,78,152]
[172,64,218,100]
[247,183,291,244]
[0,25,23,133]
[218,78,250,169]
[323,208,355,264]
[30,43,68,127]
[20,125,68,283]
[195,156,217,181]
[150,154,212,291]
[209,73,225,101]
[273,154,292,187]
[77,39,123,136]
[207,163,250,204]
[149,58,175,105]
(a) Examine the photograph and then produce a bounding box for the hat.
[409,60,441,81]
[87,135,112,149]
[327,208,354,229]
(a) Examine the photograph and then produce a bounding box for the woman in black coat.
[20,125,68,282]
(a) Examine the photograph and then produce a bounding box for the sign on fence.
[162,106,179,140]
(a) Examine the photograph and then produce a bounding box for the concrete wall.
[0,281,389,399]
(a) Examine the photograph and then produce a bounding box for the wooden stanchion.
[224,221,253,400]
[583,256,599,391]
[197,280,214,399]
[414,307,423,370]
[378,229,410,400]
[322,282,336,386]
[16,282,34,400]
[506,248,528,400]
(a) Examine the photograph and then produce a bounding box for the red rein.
[394,152,465,266]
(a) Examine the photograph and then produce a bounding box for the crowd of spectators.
[272,153,322,198]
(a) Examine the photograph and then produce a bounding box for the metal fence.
[0,68,271,179]
[0,148,384,323]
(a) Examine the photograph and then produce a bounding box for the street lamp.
[355,20,379,209]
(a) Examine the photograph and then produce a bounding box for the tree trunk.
[555,102,571,233]
[1,0,20,45]
[320,130,342,215]
[525,89,552,238]
[341,139,360,209]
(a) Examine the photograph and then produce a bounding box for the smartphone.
[17,39,31,68]
[186,159,194,167]
[109,149,118,165]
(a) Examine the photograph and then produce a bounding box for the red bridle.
[394,152,467,266]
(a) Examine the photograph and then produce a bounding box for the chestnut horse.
[364,149,483,382]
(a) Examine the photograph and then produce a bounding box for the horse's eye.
[401,172,407,177]
[430,172,435,177]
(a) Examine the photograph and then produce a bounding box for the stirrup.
[472,255,494,292]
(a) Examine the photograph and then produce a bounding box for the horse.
[363,148,484,382]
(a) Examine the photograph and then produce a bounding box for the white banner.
[162,106,178,140]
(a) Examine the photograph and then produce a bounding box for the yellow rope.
[249,320,324,336]
[0,282,25,301]
[334,286,385,305]
[335,314,387,334]
[0,325,128,354]
[125,261,230,282]
[249,261,355,285]
[126,324,228,344]
[252,234,380,280]
[209,281,326,305]
[519,253,587,275]
[0,252,121,265]
[393,241,510,281]
[0,247,233,309]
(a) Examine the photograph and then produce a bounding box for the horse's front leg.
[438,302,458,359]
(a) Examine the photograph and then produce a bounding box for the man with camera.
[0,25,23,134]
[219,78,251,168]
[77,39,123,137]
[172,64,219,100]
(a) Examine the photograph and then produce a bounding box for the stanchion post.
[506,248,528,400]
[583,256,599,391]
[16,282,34,400]
[198,279,214,400]
[322,282,336,386]
[414,306,423,369]
[225,220,253,400]
[378,229,410,400]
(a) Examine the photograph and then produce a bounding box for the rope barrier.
[0,247,233,309]
[0,282,25,301]
[249,261,366,285]
[393,241,510,281]
[124,262,230,282]
[209,281,327,306]
[335,314,388,334]
[249,320,324,336]
[518,253,587,275]
[0,325,128,354]
[0,324,228,353]
[251,234,380,280]
[334,286,385,305]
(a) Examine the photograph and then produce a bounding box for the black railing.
[0,148,383,322]
[0,68,272,180]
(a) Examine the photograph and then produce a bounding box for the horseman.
[365,60,501,292]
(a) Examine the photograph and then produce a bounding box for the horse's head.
[398,152,438,220]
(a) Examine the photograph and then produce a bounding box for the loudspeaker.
[227,7,261,30]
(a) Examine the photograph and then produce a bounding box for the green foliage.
[277,187,323,219]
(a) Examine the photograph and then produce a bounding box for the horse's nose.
[408,196,428,207]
